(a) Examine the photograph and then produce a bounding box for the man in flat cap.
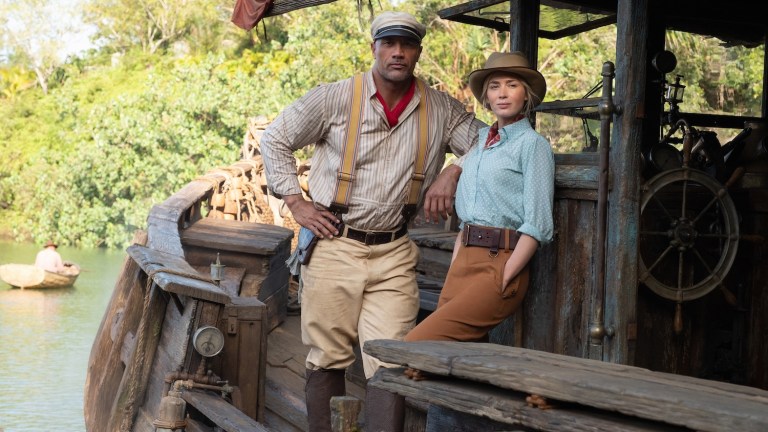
[261,11,484,432]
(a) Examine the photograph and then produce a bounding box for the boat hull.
[0,263,80,289]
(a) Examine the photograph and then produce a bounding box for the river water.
[0,240,126,432]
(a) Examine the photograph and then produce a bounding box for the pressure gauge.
[192,326,225,357]
[649,143,682,172]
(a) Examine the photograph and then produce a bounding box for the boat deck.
[263,312,366,431]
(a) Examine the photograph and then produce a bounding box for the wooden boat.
[0,262,80,289]
[84,0,768,430]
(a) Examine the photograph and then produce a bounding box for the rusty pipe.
[589,61,617,360]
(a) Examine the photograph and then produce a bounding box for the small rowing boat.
[0,262,81,289]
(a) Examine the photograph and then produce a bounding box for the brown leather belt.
[342,224,408,246]
[462,224,520,254]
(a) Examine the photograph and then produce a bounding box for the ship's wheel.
[639,167,739,302]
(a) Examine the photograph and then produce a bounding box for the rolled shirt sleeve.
[517,134,555,243]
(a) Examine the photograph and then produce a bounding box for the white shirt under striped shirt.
[261,71,484,231]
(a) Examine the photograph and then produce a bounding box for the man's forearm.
[441,164,462,185]
[282,193,306,212]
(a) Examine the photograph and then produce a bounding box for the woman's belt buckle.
[463,224,501,256]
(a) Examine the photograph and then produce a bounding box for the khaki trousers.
[301,234,420,378]
[405,242,529,342]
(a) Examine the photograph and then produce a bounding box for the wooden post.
[603,0,649,364]
[330,396,362,432]
[762,37,768,118]
[508,0,539,60]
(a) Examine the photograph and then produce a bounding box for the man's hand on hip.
[283,194,341,239]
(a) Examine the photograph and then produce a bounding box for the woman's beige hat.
[468,51,547,106]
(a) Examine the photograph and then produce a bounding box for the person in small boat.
[371,51,555,431]
[260,10,484,432]
[34,240,67,273]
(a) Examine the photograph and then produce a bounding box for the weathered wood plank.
[265,369,309,431]
[414,247,451,280]
[182,388,270,432]
[553,200,595,358]
[604,0,647,365]
[330,396,362,432]
[424,405,514,432]
[365,340,768,432]
[109,282,168,432]
[408,227,457,250]
[518,238,558,351]
[182,218,293,256]
[370,369,684,432]
[127,244,229,305]
[133,294,199,431]
[555,164,600,190]
[85,231,148,432]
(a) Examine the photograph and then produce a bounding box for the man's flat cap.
[371,11,426,42]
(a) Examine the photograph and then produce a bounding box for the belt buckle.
[462,225,470,246]
[364,231,377,245]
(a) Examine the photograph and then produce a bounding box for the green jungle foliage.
[0,0,764,248]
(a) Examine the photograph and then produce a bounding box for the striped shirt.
[261,71,484,231]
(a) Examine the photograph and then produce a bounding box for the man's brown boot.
[305,368,346,432]
[364,385,404,432]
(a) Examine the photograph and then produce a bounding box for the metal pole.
[588,61,617,360]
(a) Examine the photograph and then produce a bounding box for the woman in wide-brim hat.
[404,51,555,348]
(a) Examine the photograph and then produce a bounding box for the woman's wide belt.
[462,224,520,254]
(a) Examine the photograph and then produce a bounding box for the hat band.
[374,24,422,41]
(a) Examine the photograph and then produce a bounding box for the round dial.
[649,143,682,172]
[192,326,225,357]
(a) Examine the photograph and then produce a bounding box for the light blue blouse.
[455,119,555,244]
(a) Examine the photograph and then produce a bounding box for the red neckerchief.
[375,79,416,127]
[484,115,525,148]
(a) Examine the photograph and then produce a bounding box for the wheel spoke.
[692,247,715,274]
[681,178,689,219]
[640,230,670,237]
[697,233,731,240]
[650,192,676,222]
[677,250,685,290]
[691,194,722,225]
[641,244,675,280]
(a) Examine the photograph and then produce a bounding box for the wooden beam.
[509,0,540,60]
[602,0,648,365]
[437,0,507,20]
[544,15,616,39]
[371,368,686,432]
[127,244,230,305]
[182,388,271,432]
[365,340,768,432]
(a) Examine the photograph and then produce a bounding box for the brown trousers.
[405,242,529,342]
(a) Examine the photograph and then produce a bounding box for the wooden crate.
[181,218,293,331]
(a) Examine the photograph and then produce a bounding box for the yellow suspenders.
[330,73,429,221]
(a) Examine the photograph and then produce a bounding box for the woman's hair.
[481,72,541,118]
